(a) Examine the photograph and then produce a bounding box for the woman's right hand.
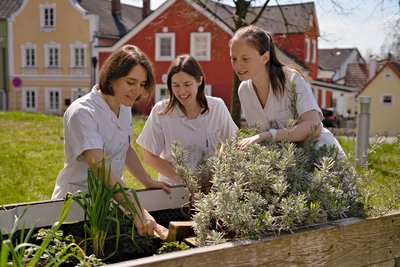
[134,209,157,236]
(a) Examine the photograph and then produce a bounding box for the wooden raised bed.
[2,187,400,266]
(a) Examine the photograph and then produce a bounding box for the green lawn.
[0,111,155,205]
[1,111,399,210]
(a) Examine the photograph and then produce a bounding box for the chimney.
[111,0,126,37]
[111,0,122,17]
[143,0,151,19]
[368,57,377,80]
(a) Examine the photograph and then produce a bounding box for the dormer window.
[40,4,56,31]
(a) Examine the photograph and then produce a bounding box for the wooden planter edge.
[107,211,400,267]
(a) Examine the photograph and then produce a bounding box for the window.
[71,87,89,103]
[40,4,56,29]
[22,88,37,112]
[190,32,211,61]
[312,39,317,64]
[45,88,61,113]
[305,38,310,63]
[70,42,86,68]
[204,85,212,96]
[45,43,60,68]
[155,84,169,103]
[155,33,175,61]
[384,72,392,80]
[155,84,212,104]
[381,94,394,105]
[21,43,36,68]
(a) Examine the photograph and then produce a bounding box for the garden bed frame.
[2,187,400,266]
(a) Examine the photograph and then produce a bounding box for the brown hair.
[98,45,155,102]
[229,25,307,98]
[160,54,209,115]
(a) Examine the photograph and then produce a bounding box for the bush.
[172,129,366,246]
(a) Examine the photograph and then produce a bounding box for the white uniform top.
[136,96,238,185]
[52,85,133,199]
[239,68,345,157]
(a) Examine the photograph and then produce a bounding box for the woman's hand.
[237,132,270,150]
[146,179,171,194]
[134,209,157,236]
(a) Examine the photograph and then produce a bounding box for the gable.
[97,0,232,52]
[359,63,400,96]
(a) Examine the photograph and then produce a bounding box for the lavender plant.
[172,129,365,246]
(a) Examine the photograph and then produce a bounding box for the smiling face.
[110,64,147,107]
[171,71,202,109]
[229,39,269,82]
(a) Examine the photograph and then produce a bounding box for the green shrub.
[173,129,366,246]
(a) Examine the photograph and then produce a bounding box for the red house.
[95,0,319,115]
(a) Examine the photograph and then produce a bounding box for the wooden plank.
[106,211,400,267]
[166,221,195,242]
[0,186,188,233]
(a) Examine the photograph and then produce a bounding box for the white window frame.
[204,85,212,96]
[155,84,212,104]
[305,38,310,63]
[70,87,89,103]
[155,33,175,61]
[21,43,37,68]
[70,41,86,68]
[155,84,170,103]
[40,3,56,30]
[312,39,317,64]
[44,42,61,68]
[190,32,211,61]
[22,87,38,112]
[380,94,394,105]
[45,87,61,113]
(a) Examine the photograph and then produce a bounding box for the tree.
[380,14,400,60]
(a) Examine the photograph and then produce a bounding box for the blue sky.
[121,0,399,58]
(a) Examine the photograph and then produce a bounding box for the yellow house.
[358,62,400,136]
[7,0,97,114]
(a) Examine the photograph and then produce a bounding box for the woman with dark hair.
[52,45,169,236]
[229,25,345,157]
[137,54,238,186]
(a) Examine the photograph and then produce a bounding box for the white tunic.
[52,86,133,199]
[238,68,345,156]
[136,96,238,185]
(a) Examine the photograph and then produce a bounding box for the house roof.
[78,0,143,39]
[201,1,316,34]
[0,0,22,19]
[357,61,400,96]
[344,63,369,89]
[318,48,360,70]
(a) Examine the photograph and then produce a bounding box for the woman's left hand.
[146,179,171,194]
[237,133,265,149]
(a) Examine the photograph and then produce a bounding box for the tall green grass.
[0,111,154,205]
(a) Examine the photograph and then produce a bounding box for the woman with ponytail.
[229,25,345,157]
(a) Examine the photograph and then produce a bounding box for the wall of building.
[360,65,400,135]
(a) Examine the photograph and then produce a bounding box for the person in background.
[52,45,170,236]
[229,25,345,157]
[137,54,238,186]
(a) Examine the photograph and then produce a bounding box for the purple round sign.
[12,77,22,87]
